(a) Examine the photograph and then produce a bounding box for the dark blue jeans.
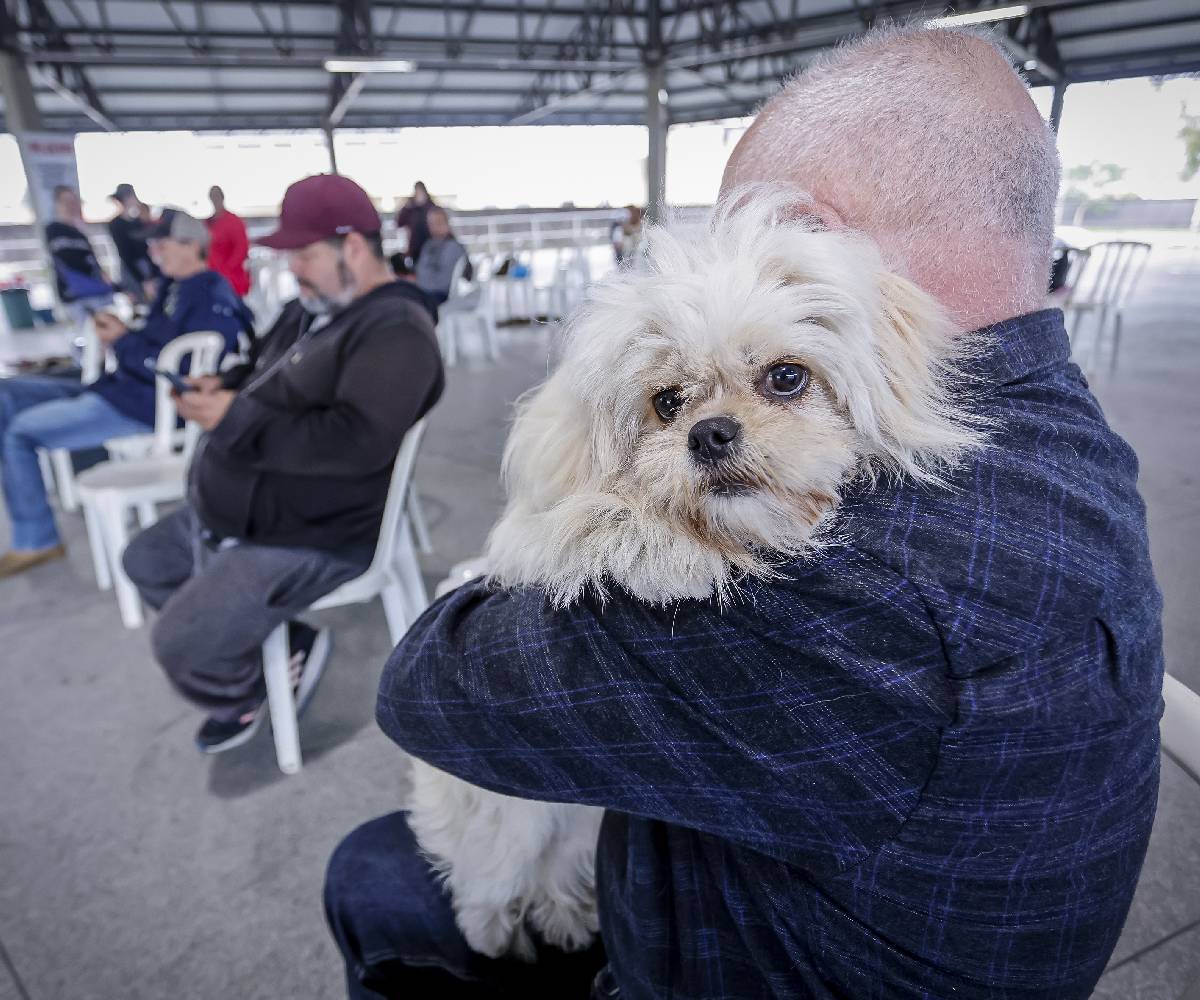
[324,811,609,999]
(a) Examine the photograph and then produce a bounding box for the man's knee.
[122,521,164,590]
[324,813,453,968]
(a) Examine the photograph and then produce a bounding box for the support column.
[324,124,340,175]
[1049,80,1067,134]
[1,49,64,316]
[644,59,668,224]
[0,50,44,133]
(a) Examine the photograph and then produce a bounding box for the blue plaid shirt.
[377,309,1163,999]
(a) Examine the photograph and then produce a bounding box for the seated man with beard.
[123,174,443,754]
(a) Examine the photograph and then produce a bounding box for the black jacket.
[190,281,443,556]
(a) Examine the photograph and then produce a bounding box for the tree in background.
[1063,161,1129,225]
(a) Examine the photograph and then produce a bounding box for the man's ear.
[781,198,845,231]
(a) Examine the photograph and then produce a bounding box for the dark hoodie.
[190,280,443,557]
[89,269,253,426]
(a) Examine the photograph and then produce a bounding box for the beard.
[298,254,356,315]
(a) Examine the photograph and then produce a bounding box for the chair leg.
[136,501,158,528]
[38,450,57,503]
[103,497,144,629]
[396,522,429,625]
[483,311,500,362]
[51,449,78,512]
[440,318,458,367]
[82,499,113,591]
[379,579,410,646]
[1109,311,1123,374]
[262,623,302,775]
[407,489,433,555]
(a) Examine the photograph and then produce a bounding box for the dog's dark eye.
[653,387,685,423]
[763,362,810,398]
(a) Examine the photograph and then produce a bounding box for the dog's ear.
[858,269,982,480]
[500,368,601,512]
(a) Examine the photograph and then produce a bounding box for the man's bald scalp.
[723,26,1060,329]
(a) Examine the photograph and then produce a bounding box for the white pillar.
[645,60,668,224]
[324,124,340,175]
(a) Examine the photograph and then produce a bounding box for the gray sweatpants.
[123,505,368,720]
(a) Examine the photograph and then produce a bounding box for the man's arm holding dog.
[378,545,952,871]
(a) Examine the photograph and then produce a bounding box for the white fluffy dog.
[406,188,983,961]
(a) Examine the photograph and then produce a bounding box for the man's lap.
[325,811,607,999]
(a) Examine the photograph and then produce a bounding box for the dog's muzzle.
[688,416,741,465]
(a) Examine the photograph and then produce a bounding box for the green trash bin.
[0,287,36,331]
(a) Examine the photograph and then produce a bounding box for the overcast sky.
[1,74,1197,226]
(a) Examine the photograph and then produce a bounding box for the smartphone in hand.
[142,357,197,393]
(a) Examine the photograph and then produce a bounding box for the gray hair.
[726,25,1061,324]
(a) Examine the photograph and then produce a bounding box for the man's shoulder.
[348,282,439,338]
[837,359,1157,663]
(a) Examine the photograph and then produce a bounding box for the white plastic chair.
[1163,673,1200,786]
[75,331,225,627]
[437,254,499,367]
[549,246,592,321]
[1062,241,1151,372]
[260,419,429,775]
[41,314,106,514]
[41,297,139,512]
[488,249,535,323]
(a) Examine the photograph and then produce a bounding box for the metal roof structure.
[1,0,1199,134]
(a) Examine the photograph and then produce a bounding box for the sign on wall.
[16,132,80,223]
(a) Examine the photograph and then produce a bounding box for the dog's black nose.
[687,416,742,464]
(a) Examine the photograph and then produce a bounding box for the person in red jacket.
[205,185,250,297]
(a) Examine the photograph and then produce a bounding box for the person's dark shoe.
[289,621,332,717]
[195,708,264,754]
[194,622,331,755]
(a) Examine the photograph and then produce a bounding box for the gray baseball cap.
[138,207,210,251]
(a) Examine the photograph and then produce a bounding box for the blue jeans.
[0,376,149,550]
[324,812,608,999]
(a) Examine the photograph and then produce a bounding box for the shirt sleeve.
[112,281,246,377]
[376,546,953,873]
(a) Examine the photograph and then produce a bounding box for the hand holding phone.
[143,357,197,393]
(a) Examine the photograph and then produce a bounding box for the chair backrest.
[1066,241,1151,311]
[152,331,226,458]
[444,252,472,305]
[368,418,427,577]
[79,315,103,385]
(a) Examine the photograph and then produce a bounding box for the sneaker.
[195,708,265,754]
[289,621,333,718]
[0,544,66,578]
[194,623,331,755]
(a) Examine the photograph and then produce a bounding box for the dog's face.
[487,189,980,607]
[609,286,860,569]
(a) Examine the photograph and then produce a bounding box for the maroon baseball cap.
[256,174,381,250]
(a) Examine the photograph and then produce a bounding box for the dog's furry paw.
[458,901,537,963]
[528,894,600,953]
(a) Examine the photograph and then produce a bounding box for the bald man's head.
[723,26,1059,330]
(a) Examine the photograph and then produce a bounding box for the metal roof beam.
[22,0,116,126]
[1055,14,1200,42]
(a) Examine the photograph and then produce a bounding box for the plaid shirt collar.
[964,307,1071,386]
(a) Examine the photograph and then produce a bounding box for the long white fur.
[405,186,985,960]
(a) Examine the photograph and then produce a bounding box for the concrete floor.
[1,246,1198,999]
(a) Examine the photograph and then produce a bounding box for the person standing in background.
[414,207,470,305]
[47,185,113,325]
[395,181,435,268]
[206,185,251,298]
[107,182,160,303]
